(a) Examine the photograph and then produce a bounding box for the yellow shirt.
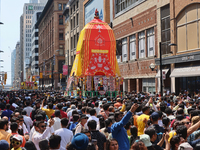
[0,129,12,144]
[41,107,55,119]
[11,147,22,150]
[137,114,149,136]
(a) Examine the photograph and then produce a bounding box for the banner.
[110,76,115,91]
[87,76,92,91]
[63,65,68,75]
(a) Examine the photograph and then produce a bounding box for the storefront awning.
[123,74,156,79]
[170,66,200,77]
[155,69,169,78]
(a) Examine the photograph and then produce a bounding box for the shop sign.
[162,71,166,80]
[181,55,194,61]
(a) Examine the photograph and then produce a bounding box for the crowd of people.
[0,90,200,150]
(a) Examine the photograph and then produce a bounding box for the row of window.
[70,13,79,29]
[26,25,32,28]
[70,1,79,14]
[25,6,44,10]
[115,0,140,14]
[26,29,32,33]
[26,20,32,24]
[26,34,31,37]
[26,38,31,42]
[26,11,34,14]
[117,27,155,62]
[71,33,79,49]
[58,3,67,11]
[26,15,32,19]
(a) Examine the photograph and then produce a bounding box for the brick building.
[155,0,200,95]
[112,0,200,95]
[37,0,68,89]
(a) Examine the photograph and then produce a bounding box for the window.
[122,38,127,62]
[130,34,136,60]
[70,8,72,14]
[71,19,73,29]
[74,5,75,11]
[161,4,170,54]
[77,33,79,43]
[77,14,79,26]
[138,31,145,58]
[59,15,63,25]
[77,2,79,8]
[142,78,155,93]
[147,28,155,57]
[58,4,62,10]
[74,16,75,28]
[71,37,73,49]
[115,0,140,14]
[59,33,63,40]
[177,4,200,52]
[63,3,66,9]
[59,45,64,55]
[74,35,76,48]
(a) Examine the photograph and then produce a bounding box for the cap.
[0,140,9,150]
[150,112,159,120]
[192,116,200,126]
[72,133,89,150]
[103,98,107,101]
[139,134,152,147]
[71,104,76,109]
[178,142,193,150]
[81,114,88,119]
[12,134,23,142]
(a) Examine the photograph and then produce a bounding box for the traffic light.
[40,73,43,78]
[53,54,55,65]
[49,75,51,78]
[60,73,62,79]
[32,76,35,82]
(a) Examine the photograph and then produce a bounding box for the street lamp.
[159,42,177,97]
[149,63,156,71]
[0,50,4,53]
[0,22,3,25]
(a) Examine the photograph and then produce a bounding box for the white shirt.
[74,122,83,135]
[95,107,101,115]
[23,115,33,132]
[23,106,33,116]
[54,128,73,150]
[32,126,54,150]
[50,117,61,131]
[85,115,100,130]
[29,126,35,141]
[67,109,75,118]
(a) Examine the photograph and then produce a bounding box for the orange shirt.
[114,102,122,108]
[0,129,12,144]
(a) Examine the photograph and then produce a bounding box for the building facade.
[155,0,200,95]
[11,49,16,86]
[111,0,200,95]
[20,15,24,82]
[31,11,42,78]
[22,1,47,81]
[14,42,21,89]
[37,0,67,89]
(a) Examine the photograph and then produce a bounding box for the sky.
[0,0,28,85]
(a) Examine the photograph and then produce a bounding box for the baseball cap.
[12,134,23,143]
[178,142,193,150]
[81,114,88,119]
[0,140,9,150]
[140,134,152,147]
[150,112,159,120]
